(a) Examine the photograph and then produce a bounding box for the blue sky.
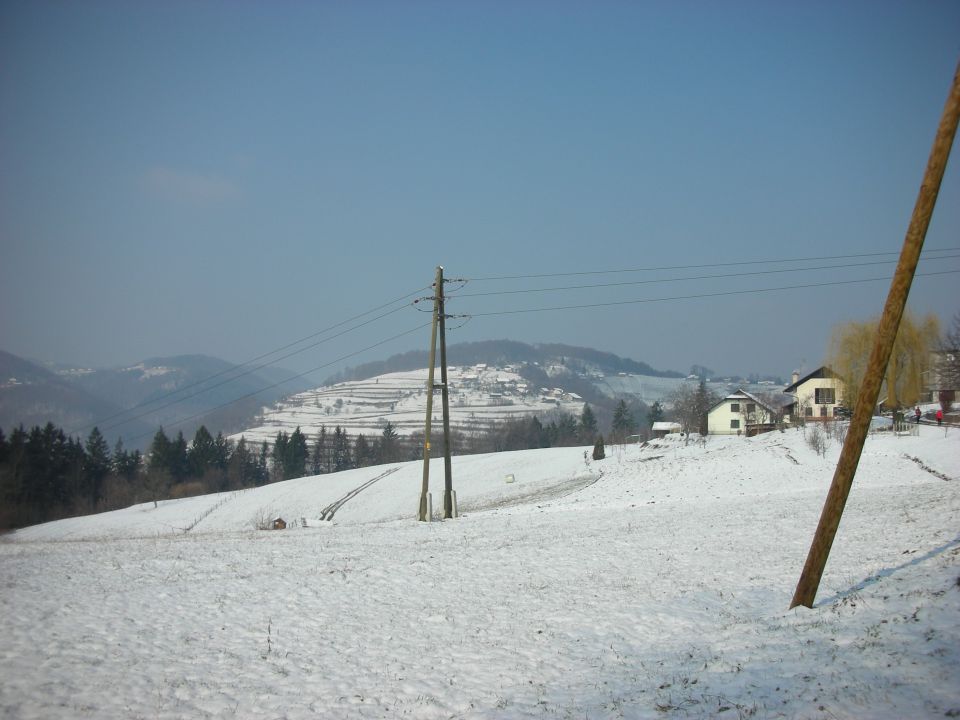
[2,1,958,383]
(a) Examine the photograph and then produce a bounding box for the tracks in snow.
[320,467,401,521]
[903,454,952,482]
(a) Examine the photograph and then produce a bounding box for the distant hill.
[0,349,154,442]
[327,340,683,385]
[0,350,312,449]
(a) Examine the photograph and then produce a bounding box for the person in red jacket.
[936,408,944,426]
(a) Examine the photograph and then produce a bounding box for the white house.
[783,366,846,421]
[707,389,784,436]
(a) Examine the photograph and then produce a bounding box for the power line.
[76,286,429,436]
[70,247,959,441]
[460,269,960,317]
[125,321,433,444]
[465,247,960,281]
[448,255,960,299]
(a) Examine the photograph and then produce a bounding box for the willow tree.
[829,311,940,408]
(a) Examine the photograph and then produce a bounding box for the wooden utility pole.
[438,276,455,518]
[790,59,960,609]
[418,266,442,522]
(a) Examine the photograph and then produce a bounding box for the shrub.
[592,436,606,460]
[807,424,827,457]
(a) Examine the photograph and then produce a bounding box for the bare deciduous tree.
[936,312,960,411]
[670,380,716,437]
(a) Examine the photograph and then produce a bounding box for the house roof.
[783,366,838,393]
[708,388,781,415]
[651,421,681,431]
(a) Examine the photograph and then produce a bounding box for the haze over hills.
[0,350,311,448]
[0,349,155,442]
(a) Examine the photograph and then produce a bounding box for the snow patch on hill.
[231,365,586,446]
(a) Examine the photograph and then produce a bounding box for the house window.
[730,403,740,413]
[820,406,828,417]
[804,407,813,417]
[746,403,755,414]
[730,419,740,429]
[815,387,836,405]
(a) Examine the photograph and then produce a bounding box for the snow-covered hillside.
[230,360,789,451]
[231,365,586,445]
[2,427,959,718]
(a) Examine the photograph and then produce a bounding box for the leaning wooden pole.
[418,267,443,522]
[790,59,960,609]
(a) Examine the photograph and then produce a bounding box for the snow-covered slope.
[3,427,959,718]
[231,365,586,445]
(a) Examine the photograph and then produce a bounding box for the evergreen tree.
[592,435,606,460]
[271,431,290,482]
[333,426,352,472]
[213,432,231,472]
[64,434,86,512]
[112,438,129,477]
[227,437,256,489]
[0,428,26,526]
[611,399,636,444]
[112,437,140,480]
[257,441,270,485]
[287,427,309,479]
[188,426,217,479]
[527,416,547,448]
[354,434,374,467]
[324,426,336,473]
[83,427,111,504]
[268,428,309,480]
[148,428,171,474]
[310,427,327,475]
[647,401,665,429]
[171,431,189,482]
[692,379,713,436]
[545,412,579,447]
[378,422,400,464]
[128,450,143,480]
[579,404,598,443]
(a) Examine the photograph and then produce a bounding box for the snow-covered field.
[2,426,958,719]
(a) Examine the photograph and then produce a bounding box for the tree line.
[1,398,672,531]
